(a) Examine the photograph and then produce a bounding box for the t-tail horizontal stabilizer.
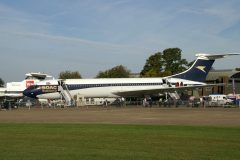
[171,53,240,82]
[196,53,240,60]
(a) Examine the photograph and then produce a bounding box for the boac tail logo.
[196,66,206,73]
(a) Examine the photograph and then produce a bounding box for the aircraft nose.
[23,88,37,98]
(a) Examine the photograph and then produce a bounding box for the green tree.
[162,48,188,75]
[0,78,4,87]
[140,48,190,77]
[140,52,163,77]
[58,71,82,79]
[96,65,130,78]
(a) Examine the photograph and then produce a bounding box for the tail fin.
[171,53,240,82]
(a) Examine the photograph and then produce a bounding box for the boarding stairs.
[58,81,74,106]
[168,92,180,100]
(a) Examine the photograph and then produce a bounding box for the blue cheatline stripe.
[64,83,165,91]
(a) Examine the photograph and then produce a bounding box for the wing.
[4,93,23,98]
[113,83,223,97]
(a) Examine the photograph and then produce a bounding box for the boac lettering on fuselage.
[41,85,58,93]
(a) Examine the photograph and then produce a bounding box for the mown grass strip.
[0,124,240,160]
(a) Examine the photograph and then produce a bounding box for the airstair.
[58,80,74,106]
[168,92,180,100]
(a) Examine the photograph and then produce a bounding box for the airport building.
[199,69,240,96]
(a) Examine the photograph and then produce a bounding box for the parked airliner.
[23,53,239,104]
[0,72,53,98]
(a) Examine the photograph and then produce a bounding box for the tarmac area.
[1,106,240,127]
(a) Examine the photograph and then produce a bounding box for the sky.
[0,0,240,82]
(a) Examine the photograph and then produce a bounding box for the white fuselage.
[35,77,204,99]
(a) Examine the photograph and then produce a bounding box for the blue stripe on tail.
[171,59,215,82]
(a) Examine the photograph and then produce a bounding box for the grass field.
[0,124,240,160]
